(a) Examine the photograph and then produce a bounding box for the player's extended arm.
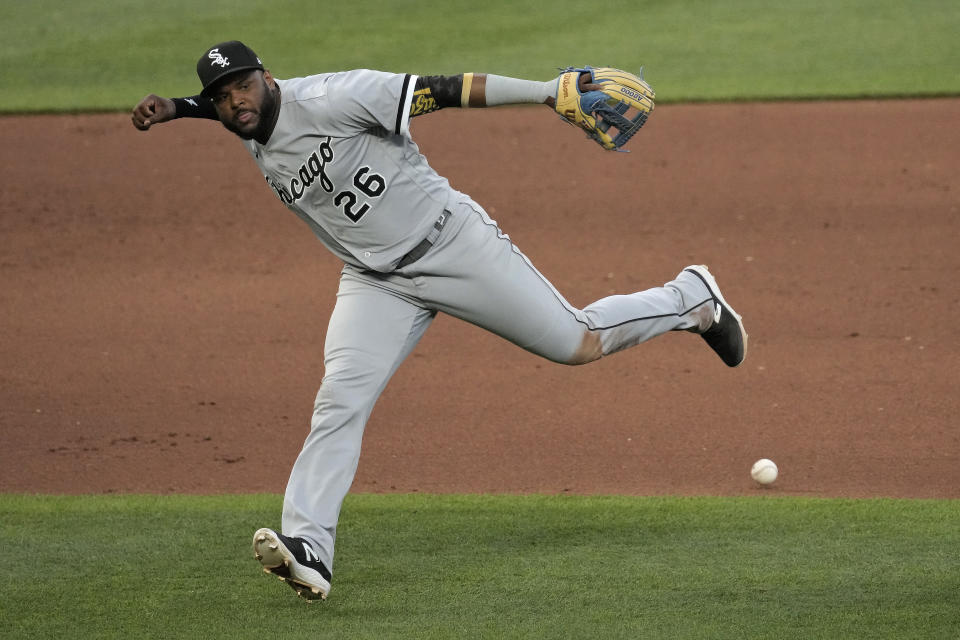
[131,94,217,130]
[410,73,603,117]
[415,70,654,151]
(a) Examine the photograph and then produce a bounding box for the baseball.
[750,458,778,485]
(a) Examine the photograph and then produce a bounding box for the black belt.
[396,211,450,269]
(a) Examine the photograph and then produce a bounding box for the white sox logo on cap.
[208,49,230,68]
[197,41,264,96]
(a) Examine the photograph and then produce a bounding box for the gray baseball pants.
[281,197,716,571]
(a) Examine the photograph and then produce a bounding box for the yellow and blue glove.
[554,66,655,151]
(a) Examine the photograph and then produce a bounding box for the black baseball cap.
[197,41,264,97]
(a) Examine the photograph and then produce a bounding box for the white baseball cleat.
[252,527,331,601]
[683,265,748,367]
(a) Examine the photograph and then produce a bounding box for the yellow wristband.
[461,73,474,108]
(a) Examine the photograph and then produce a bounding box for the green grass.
[1,494,958,639]
[1,0,958,111]
[4,3,957,638]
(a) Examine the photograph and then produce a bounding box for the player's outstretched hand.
[131,94,176,131]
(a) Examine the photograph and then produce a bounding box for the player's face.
[211,70,278,140]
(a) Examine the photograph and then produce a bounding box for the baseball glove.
[554,66,655,151]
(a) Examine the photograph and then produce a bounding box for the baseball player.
[131,41,747,601]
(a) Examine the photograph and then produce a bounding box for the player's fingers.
[131,96,158,130]
[131,111,151,130]
[132,98,155,117]
[131,112,147,130]
[578,72,601,92]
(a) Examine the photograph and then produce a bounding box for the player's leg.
[263,269,434,597]
[408,200,724,365]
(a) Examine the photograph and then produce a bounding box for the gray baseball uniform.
[239,69,719,573]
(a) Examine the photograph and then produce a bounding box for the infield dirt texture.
[2,99,958,498]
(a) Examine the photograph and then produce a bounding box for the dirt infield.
[2,99,958,498]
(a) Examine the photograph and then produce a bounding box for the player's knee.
[566,330,603,365]
[310,375,376,429]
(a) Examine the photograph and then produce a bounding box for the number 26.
[336,167,385,222]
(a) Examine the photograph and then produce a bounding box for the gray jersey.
[241,70,456,272]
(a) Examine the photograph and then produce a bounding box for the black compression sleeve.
[410,75,463,117]
[172,96,219,120]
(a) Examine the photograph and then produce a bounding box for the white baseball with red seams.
[751,459,778,485]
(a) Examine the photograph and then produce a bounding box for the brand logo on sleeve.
[208,49,230,68]
[410,88,438,116]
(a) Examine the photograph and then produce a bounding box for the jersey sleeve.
[408,74,555,117]
[324,70,418,137]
